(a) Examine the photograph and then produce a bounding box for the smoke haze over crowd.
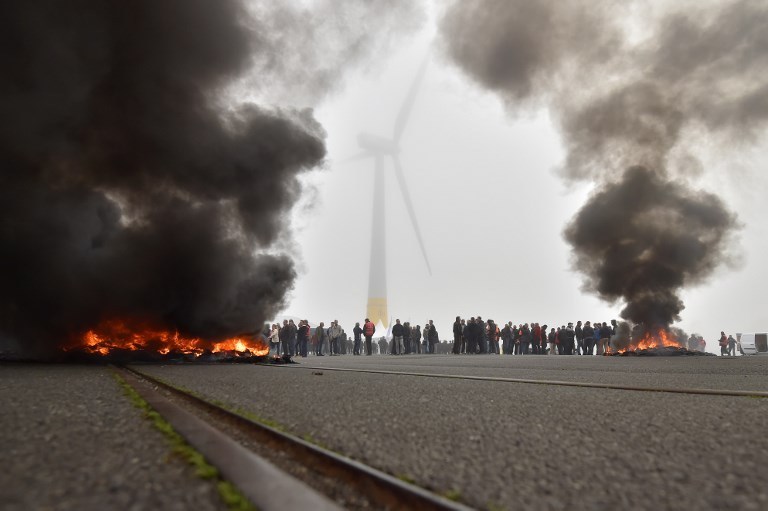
[3,1,766,355]
[0,0,425,355]
[441,0,767,327]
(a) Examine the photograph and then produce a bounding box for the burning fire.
[611,327,683,354]
[69,319,269,357]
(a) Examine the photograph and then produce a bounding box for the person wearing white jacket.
[328,320,343,355]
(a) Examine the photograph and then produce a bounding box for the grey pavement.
[294,353,768,391]
[138,356,768,511]
[0,365,226,511]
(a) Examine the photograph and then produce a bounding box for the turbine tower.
[351,58,431,328]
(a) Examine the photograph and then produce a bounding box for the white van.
[737,333,768,355]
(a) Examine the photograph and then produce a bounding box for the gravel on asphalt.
[0,364,228,511]
[296,354,768,392]
[138,360,768,511]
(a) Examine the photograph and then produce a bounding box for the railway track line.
[116,365,474,511]
[270,364,768,398]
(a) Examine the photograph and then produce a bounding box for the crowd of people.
[265,317,740,357]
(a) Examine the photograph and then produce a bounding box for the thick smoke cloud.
[441,0,767,327]
[564,166,738,326]
[0,0,423,356]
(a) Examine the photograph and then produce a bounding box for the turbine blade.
[336,151,372,165]
[391,154,432,275]
[392,55,429,144]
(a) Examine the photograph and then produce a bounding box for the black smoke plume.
[564,166,737,326]
[441,0,767,327]
[0,0,428,356]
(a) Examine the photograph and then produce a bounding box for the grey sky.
[279,1,768,349]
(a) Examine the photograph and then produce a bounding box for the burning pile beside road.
[72,319,270,358]
[611,346,711,357]
[39,318,292,363]
[606,323,712,356]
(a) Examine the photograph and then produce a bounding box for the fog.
[282,2,768,348]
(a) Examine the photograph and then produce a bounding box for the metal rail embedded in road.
[270,364,768,398]
[118,365,475,511]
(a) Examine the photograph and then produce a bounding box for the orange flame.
[70,319,269,357]
[616,328,682,354]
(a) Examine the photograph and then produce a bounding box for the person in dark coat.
[403,322,412,354]
[427,320,439,353]
[561,323,575,355]
[392,319,405,354]
[501,323,511,354]
[413,325,422,354]
[297,320,310,357]
[314,322,326,356]
[575,320,584,355]
[477,316,487,354]
[353,322,363,355]
[520,323,531,355]
[582,321,595,355]
[465,318,476,354]
[452,316,462,354]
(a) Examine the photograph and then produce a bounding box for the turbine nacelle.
[357,132,399,155]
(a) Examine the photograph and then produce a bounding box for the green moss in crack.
[396,473,416,484]
[112,372,256,511]
[443,489,462,502]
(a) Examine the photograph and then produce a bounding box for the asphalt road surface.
[139,355,768,511]
[0,365,227,511]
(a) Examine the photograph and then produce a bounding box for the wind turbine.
[348,58,432,329]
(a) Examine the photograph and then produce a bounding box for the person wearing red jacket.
[363,318,375,356]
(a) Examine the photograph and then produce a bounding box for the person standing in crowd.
[298,320,310,357]
[727,334,737,356]
[575,320,583,355]
[453,316,463,355]
[477,317,485,354]
[687,333,698,351]
[485,319,493,354]
[501,322,511,354]
[403,321,412,353]
[328,320,342,355]
[532,322,542,355]
[465,318,475,354]
[413,324,422,354]
[539,324,548,354]
[287,319,297,356]
[363,318,375,356]
[314,321,326,356]
[582,321,595,355]
[392,319,405,355]
[378,336,388,356]
[423,322,431,353]
[353,322,363,355]
[596,322,609,355]
[561,323,575,355]
[488,319,500,354]
[278,320,289,354]
[477,316,487,354]
[269,323,280,354]
[428,320,439,353]
[719,331,728,356]
[548,327,557,355]
[519,323,529,355]
[460,319,468,354]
